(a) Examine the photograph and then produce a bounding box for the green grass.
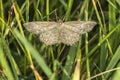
[0,0,120,80]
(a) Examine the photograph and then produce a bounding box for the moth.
[23,21,97,45]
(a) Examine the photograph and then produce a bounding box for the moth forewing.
[64,21,97,34]
[77,21,97,34]
[23,22,58,34]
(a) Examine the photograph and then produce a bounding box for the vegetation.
[0,0,120,80]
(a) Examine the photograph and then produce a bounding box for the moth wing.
[59,24,80,45]
[39,28,59,45]
[23,22,58,34]
[64,21,97,34]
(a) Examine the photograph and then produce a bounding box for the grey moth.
[23,21,96,45]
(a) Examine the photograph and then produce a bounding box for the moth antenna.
[55,9,59,21]
[55,9,65,22]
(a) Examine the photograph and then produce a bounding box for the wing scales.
[23,22,57,34]
[64,21,97,34]
[59,27,80,45]
[39,28,59,45]
[24,21,96,45]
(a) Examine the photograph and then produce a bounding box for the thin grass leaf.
[1,37,19,80]
[25,0,30,21]
[13,3,25,37]
[61,46,77,80]
[13,29,53,79]
[13,1,25,23]
[81,23,120,64]
[65,0,73,21]
[116,0,120,5]
[0,0,4,34]
[108,0,118,52]
[0,38,14,80]
[111,63,120,80]
[46,0,50,20]
[105,45,120,79]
